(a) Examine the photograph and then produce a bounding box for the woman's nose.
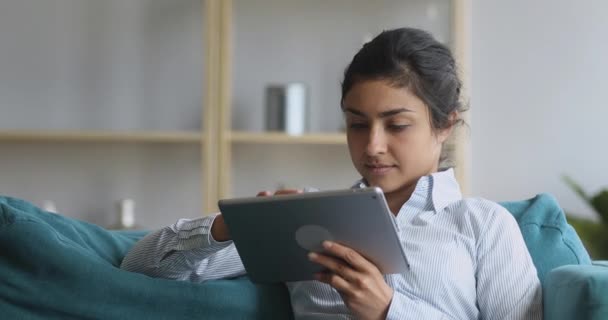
[365,127,387,156]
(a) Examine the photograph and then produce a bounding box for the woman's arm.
[476,206,543,320]
[121,189,306,281]
[120,213,246,282]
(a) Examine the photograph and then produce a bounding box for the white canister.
[112,198,137,230]
[265,83,309,135]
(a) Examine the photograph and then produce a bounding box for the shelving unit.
[0,0,470,223]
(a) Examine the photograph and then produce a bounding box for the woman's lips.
[365,164,396,175]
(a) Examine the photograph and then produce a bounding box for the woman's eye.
[348,123,368,130]
[389,124,410,131]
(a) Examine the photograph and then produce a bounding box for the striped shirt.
[121,169,543,319]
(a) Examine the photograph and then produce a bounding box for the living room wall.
[471,0,608,219]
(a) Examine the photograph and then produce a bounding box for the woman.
[121,28,542,319]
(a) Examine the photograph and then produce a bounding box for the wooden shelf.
[229,131,346,145]
[0,130,203,143]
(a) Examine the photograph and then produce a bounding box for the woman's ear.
[437,111,459,143]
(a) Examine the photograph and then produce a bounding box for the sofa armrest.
[544,264,608,320]
[592,260,608,267]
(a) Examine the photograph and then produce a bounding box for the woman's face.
[343,79,452,197]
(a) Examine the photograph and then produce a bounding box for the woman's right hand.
[210,214,231,242]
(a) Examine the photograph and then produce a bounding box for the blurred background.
[0,0,605,245]
[471,0,607,220]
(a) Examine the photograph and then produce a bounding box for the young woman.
[121,28,542,320]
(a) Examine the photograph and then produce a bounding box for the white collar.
[352,168,462,214]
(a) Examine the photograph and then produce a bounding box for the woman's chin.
[364,178,396,193]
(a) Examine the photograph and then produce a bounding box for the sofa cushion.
[544,264,608,320]
[0,196,293,320]
[500,193,592,284]
[0,196,146,267]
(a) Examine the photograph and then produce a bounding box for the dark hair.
[341,28,466,132]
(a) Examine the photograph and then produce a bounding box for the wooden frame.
[211,0,472,210]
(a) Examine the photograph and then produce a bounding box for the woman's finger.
[274,189,303,195]
[321,241,375,273]
[256,189,303,197]
[309,252,359,282]
[315,272,353,295]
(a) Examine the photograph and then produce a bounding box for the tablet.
[218,187,409,283]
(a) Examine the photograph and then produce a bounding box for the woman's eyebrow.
[343,107,413,118]
[378,108,414,118]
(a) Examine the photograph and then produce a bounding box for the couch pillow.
[0,196,293,320]
[500,193,592,284]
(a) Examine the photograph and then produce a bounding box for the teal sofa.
[1,193,607,319]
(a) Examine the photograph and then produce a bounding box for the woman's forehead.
[342,80,427,116]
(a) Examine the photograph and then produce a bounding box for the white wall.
[0,0,203,131]
[471,0,608,219]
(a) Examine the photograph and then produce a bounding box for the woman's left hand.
[308,241,394,320]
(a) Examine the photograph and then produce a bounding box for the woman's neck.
[385,182,417,216]
[384,166,441,215]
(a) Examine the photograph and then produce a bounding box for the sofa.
[1,193,607,319]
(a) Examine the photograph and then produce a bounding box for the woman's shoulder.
[458,197,512,216]
[447,197,520,237]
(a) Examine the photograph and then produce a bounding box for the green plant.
[563,175,608,259]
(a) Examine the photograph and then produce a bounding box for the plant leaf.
[566,215,607,259]
[562,175,590,203]
[590,190,608,223]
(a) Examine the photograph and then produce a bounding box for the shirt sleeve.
[386,290,456,320]
[475,206,543,320]
[120,213,246,282]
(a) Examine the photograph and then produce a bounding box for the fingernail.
[322,241,332,249]
[308,252,317,260]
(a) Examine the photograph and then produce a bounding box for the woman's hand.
[309,241,394,320]
[255,189,303,197]
[210,214,231,242]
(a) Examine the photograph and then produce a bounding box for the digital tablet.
[218,187,409,283]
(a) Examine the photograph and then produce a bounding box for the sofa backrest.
[500,193,592,284]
